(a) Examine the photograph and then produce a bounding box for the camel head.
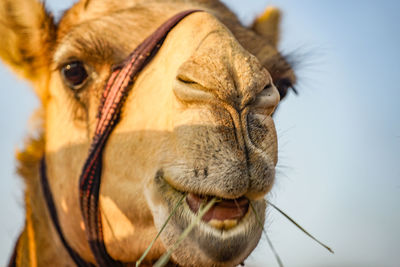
[0,0,296,266]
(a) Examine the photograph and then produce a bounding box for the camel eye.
[61,61,88,90]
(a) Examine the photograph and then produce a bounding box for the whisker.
[268,202,334,254]
[274,170,291,181]
[136,193,186,267]
[250,202,284,267]
[154,197,217,267]
[265,234,284,267]
[277,126,296,137]
[275,164,292,170]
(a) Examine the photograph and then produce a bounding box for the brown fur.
[1,0,296,266]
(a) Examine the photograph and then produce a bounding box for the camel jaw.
[145,170,266,266]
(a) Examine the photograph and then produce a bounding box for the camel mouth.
[186,193,249,230]
[151,170,266,264]
[154,171,254,232]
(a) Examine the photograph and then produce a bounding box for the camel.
[0,0,296,266]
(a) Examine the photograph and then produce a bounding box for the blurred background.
[1,0,399,266]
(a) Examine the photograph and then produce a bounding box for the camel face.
[1,0,296,265]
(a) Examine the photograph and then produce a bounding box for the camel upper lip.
[186,193,249,223]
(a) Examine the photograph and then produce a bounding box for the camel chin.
[146,171,266,267]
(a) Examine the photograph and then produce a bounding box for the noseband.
[36,10,201,267]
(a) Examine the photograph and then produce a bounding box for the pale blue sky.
[1,1,399,266]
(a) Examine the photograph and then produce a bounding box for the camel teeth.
[208,219,224,229]
[223,219,238,230]
[208,219,238,230]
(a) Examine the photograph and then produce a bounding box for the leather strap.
[37,9,201,267]
[41,158,95,267]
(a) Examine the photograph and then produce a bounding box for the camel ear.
[0,0,56,98]
[251,7,281,47]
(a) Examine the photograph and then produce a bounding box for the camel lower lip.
[186,193,249,224]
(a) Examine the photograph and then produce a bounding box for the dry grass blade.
[250,202,284,267]
[136,193,186,267]
[154,197,218,267]
[268,202,334,253]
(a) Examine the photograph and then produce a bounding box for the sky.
[1,0,399,266]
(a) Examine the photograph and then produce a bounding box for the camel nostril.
[263,83,272,90]
[173,77,215,104]
[251,83,280,116]
[177,75,197,85]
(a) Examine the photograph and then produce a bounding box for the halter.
[11,10,201,267]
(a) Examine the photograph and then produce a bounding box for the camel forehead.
[58,0,236,36]
[55,0,242,65]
